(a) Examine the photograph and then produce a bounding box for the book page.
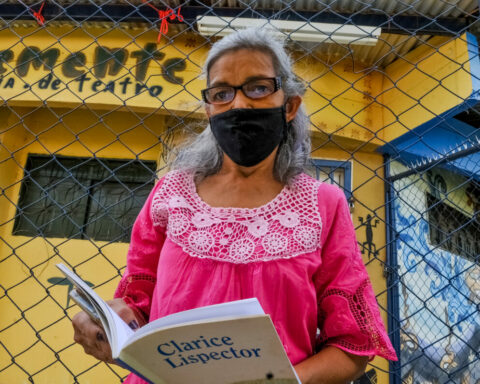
[56,263,134,355]
[130,298,265,342]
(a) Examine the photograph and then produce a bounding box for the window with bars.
[306,159,353,204]
[13,155,157,242]
[426,193,479,262]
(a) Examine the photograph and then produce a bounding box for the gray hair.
[169,28,311,184]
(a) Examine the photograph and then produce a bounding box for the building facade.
[0,1,479,383]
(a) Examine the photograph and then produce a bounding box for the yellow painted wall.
[1,25,472,144]
[381,34,473,142]
[311,141,390,384]
[0,25,208,116]
[0,106,169,383]
[299,57,386,147]
[1,23,384,137]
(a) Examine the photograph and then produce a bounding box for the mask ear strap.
[281,104,292,142]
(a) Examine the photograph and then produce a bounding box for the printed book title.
[157,335,262,368]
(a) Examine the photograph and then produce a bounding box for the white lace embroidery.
[151,171,323,263]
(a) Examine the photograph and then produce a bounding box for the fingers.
[71,299,142,364]
[72,311,114,363]
[107,298,142,329]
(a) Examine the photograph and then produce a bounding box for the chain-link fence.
[387,143,480,384]
[0,1,479,383]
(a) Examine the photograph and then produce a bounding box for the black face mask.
[209,106,288,167]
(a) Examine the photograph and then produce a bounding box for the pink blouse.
[115,171,397,383]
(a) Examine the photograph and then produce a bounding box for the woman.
[72,28,397,383]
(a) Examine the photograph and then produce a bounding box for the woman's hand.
[72,298,140,364]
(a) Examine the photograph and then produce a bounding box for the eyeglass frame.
[201,76,283,104]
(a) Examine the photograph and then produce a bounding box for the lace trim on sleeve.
[114,273,157,323]
[318,279,398,361]
[115,273,156,295]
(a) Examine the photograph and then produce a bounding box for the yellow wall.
[0,106,168,383]
[300,57,386,147]
[381,34,473,142]
[0,24,390,145]
[311,141,390,384]
[1,25,472,144]
[0,25,207,115]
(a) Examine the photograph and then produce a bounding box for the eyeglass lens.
[205,78,277,104]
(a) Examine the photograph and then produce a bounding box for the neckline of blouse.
[186,171,294,216]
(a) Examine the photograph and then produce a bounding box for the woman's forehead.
[208,49,276,83]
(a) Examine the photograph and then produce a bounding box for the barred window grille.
[426,193,480,262]
[307,159,352,203]
[13,155,156,242]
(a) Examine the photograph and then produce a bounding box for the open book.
[56,263,300,384]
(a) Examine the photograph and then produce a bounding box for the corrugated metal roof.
[1,1,471,69]
[212,0,477,18]
[5,0,478,18]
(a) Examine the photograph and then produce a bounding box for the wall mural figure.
[393,164,480,384]
[358,214,379,259]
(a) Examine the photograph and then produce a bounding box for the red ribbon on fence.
[31,1,46,26]
[142,0,184,42]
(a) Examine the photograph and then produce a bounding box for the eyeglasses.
[201,77,282,105]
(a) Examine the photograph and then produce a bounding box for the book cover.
[56,263,300,384]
